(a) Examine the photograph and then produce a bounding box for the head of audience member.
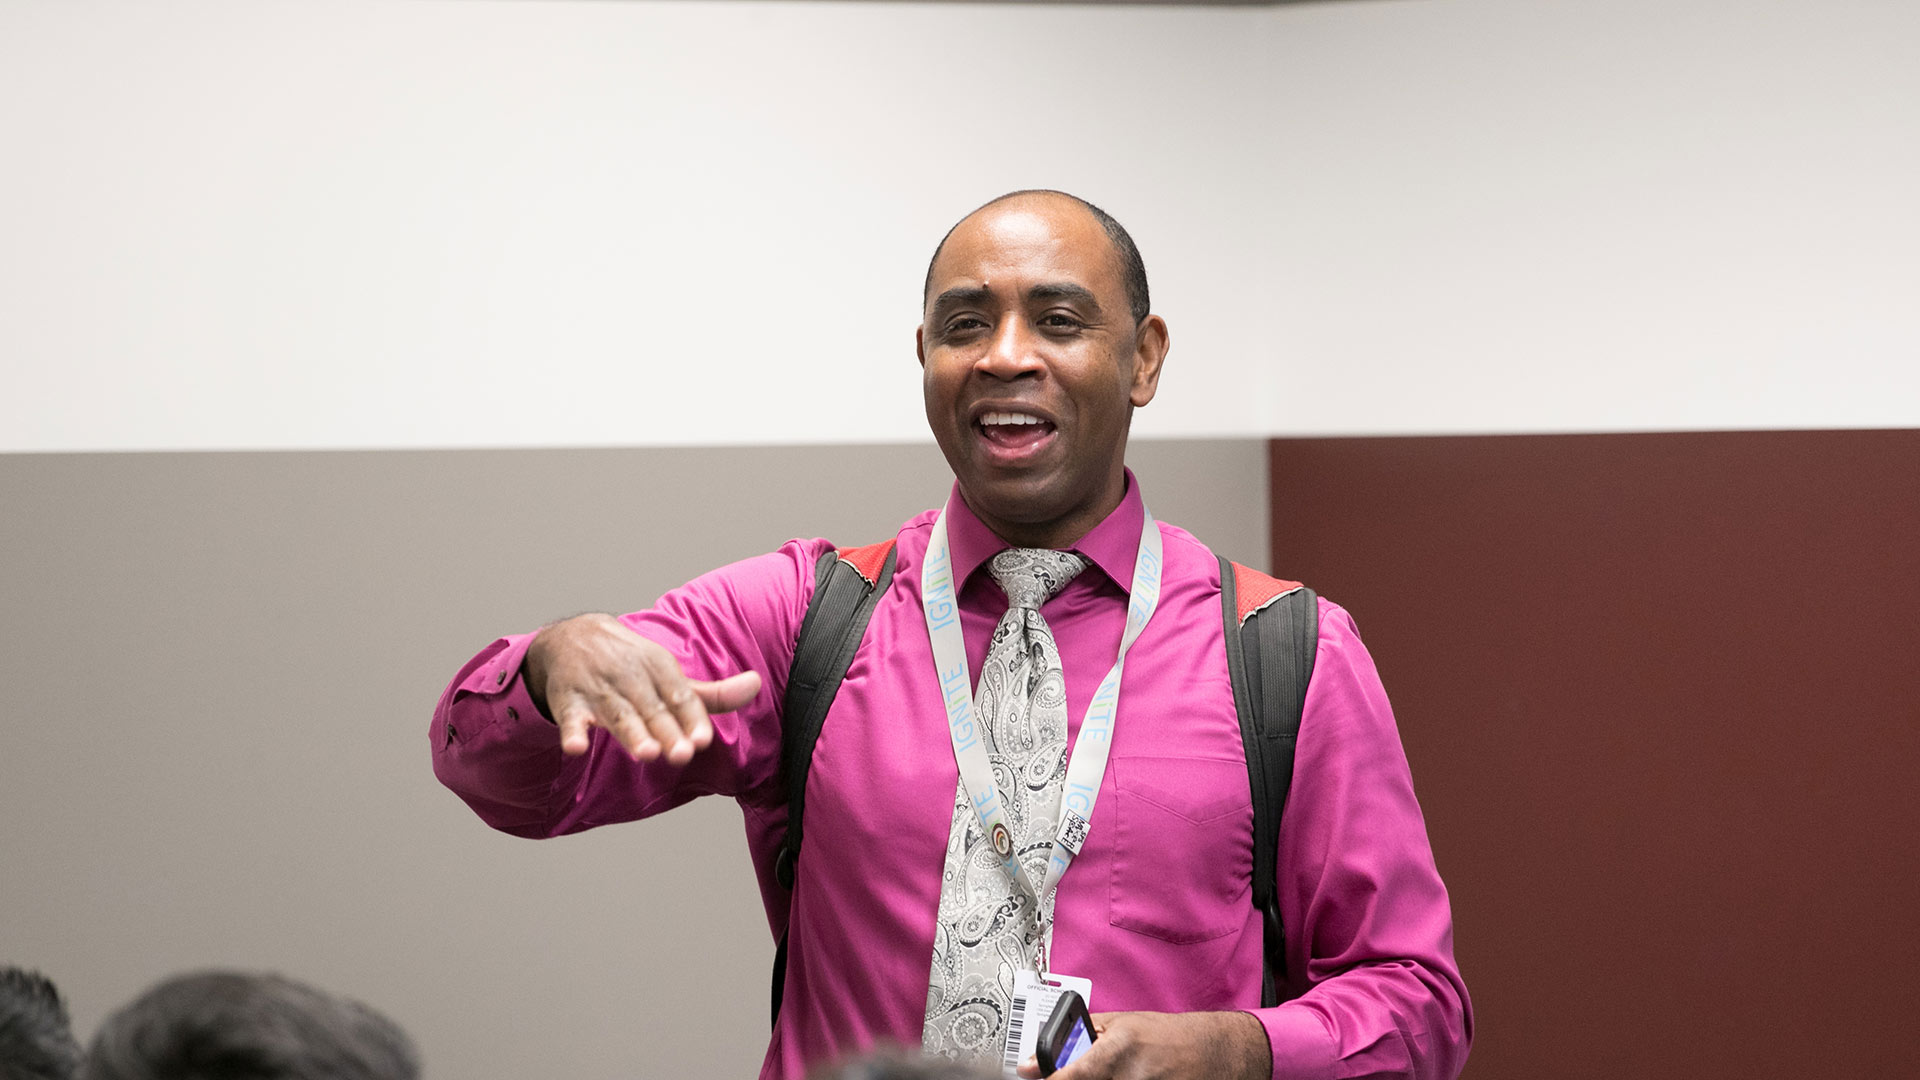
[0,967,82,1080]
[809,1047,1002,1080]
[917,189,1169,549]
[81,971,417,1080]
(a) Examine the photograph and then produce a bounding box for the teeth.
[980,412,1045,426]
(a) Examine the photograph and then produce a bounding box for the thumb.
[690,669,763,713]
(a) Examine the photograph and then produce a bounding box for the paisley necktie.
[922,547,1089,1063]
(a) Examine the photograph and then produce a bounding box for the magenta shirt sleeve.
[1248,600,1473,1080]
[429,538,828,838]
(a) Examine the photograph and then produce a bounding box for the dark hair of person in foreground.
[1,966,83,1080]
[810,1048,1002,1080]
[81,971,417,1080]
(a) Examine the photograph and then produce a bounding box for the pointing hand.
[524,613,762,763]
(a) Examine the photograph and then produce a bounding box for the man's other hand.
[523,613,762,764]
[1016,1009,1270,1080]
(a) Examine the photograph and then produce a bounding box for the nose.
[976,316,1043,381]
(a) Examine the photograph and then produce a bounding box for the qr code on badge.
[1058,811,1090,855]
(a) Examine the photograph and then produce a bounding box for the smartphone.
[1035,990,1096,1077]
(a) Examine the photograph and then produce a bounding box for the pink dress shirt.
[431,478,1471,1079]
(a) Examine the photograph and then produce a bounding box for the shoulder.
[894,507,939,551]
[1294,595,1400,745]
[1151,520,1313,611]
[1146,517,1389,729]
[826,507,938,555]
[710,510,939,595]
[837,507,939,586]
[1151,516,1330,614]
[649,538,835,632]
[1306,597,1376,688]
[1150,518,1228,589]
[731,508,941,610]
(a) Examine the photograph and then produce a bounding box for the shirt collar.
[942,469,1147,593]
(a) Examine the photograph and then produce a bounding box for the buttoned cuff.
[1249,1005,1336,1080]
[444,632,546,743]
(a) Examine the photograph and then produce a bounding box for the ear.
[1128,315,1169,407]
[916,324,927,367]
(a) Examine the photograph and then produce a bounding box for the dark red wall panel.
[1267,429,1920,1079]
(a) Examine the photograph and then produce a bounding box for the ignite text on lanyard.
[919,499,1164,972]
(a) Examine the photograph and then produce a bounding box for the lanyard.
[920,498,1164,968]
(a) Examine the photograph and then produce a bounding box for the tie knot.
[988,548,1088,610]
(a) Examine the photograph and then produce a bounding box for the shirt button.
[506,706,519,722]
[496,669,507,686]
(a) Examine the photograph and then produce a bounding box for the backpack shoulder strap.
[1219,555,1317,1008]
[770,538,897,1025]
[777,539,898,886]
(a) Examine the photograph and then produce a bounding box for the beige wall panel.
[0,438,1264,1078]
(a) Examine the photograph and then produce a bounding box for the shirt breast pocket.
[1106,755,1252,944]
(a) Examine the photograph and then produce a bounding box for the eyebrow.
[928,282,1105,320]
[1027,282,1103,315]
[928,286,992,320]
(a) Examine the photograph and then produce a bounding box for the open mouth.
[975,410,1058,454]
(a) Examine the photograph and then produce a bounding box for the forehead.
[928,198,1124,300]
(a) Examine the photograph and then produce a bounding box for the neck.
[961,473,1128,551]
[981,514,1096,551]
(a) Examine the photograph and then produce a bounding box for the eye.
[1038,312,1085,333]
[941,315,989,338]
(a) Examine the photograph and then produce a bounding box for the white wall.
[1,0,1914,447]
[1266,0,1920,435]
[0,0,1279,452]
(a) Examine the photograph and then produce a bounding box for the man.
[81,971,418,1080]
[0,967,81,1080]
[432,190,1471,1079]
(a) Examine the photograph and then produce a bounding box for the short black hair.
[0,967,82,1080]
[810,1048,1002,1080]
[922,190,1152,325]
[82,971,418,1080]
